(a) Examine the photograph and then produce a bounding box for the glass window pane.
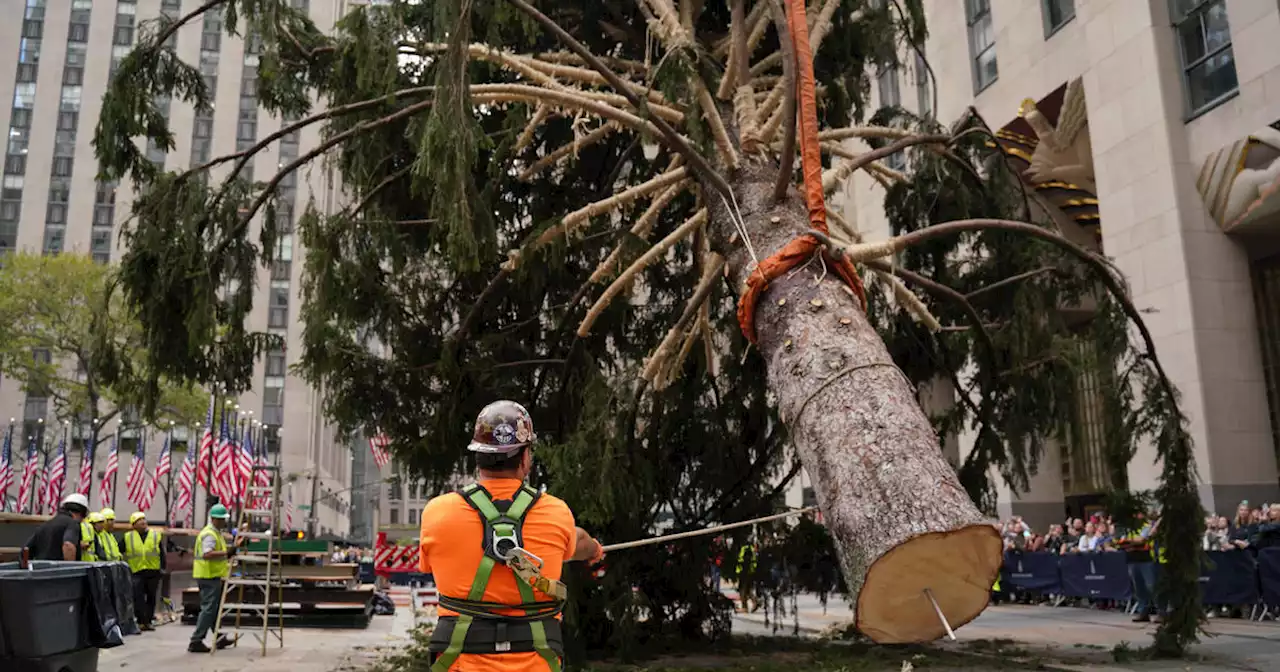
[1187,47,1238,110]
[976,47,998,89]
[1202,3,1230,54]
[1178,18,1206,64]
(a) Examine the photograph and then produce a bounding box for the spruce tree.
[95,0,1203,656]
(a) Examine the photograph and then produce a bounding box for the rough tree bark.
[704,163,1002,643]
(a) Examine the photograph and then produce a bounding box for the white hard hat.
[62,493,90,510]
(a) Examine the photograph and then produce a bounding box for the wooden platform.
[182,582,376,628]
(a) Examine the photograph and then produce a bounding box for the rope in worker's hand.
[598,507,818,553]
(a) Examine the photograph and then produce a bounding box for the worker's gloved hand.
[588,540,605,566]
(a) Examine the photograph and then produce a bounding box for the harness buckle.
[495,641,512,652]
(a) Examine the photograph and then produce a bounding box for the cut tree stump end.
[854,523,1003,643]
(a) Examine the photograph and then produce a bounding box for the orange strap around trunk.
[735,0,866,345]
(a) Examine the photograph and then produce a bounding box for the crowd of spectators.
[995,501,1280,620]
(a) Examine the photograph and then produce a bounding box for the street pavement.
[731,591,1280,670]
[96,608,414,672]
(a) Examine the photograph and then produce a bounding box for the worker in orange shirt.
[419,400,605,672]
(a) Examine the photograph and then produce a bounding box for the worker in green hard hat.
[189,504,239,653]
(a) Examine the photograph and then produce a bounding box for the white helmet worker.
[61,493,90,516]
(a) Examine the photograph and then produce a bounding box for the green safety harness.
[429,483,569,672]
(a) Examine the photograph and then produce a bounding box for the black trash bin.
[0,561,122,672]
[0,563,92,658]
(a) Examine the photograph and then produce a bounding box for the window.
[114,26,134,46]
[409,509,418,525]
[43,227,64,254]
[57,111,77,131]
[237,121,257,141]
[877,65,900,110]
[877,66,906,170]
[46,202,65,223]
[59,86,82,112]
[10,109,31,129]
[13,83,37,109]
[19,38,41,65]
[266,351,286,377]
[277,234,294,261]
[1042,0,1075,36]
[263,376,285,406]
[1172,0,1237,116]
[194,118,213,139]
[914,51,932,119]
[965,0,998,93]
[62,67,82,86]
[201,32,221,52]
[8,129,29,155]
[17,63,37,83]
[66,44,87,67]
[22,19,43,40]
[52,157,73,177]
[67,22,88,44]
[96,181,117,205]
[390,509,400,524]
[5,154,26,175]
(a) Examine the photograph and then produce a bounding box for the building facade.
[0,0,373,533]
[840,0,1280,530]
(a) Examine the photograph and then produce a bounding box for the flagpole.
[86,418,97,502]
[111,422,121,509]
[2,419,12,513]
[59,421,68,503]
[30,418,44,513]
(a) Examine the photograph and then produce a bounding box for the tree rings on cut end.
[854,523,1002,643]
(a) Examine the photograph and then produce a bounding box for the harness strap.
[430,484,561,672]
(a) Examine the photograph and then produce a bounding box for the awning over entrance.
[1196,120,1280,234]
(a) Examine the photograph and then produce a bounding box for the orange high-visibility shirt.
[419,478,575,672]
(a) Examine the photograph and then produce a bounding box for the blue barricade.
[387,571,433,586]
[1259,548,1280,608]
[1058,552,1131,601]
[1200,550,1259,605]
[1001,551,1061,594]
[999,549,1280,608]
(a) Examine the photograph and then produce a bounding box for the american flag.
[248,428,271,508]
[75,430,94,496]
[172,447,196,528]
[369,430,391,468]
[18,436,39,514]
[285,482,295,530]
[143,435,171,512]
[234,423,257,507]
[34,450,50,515]
[0,426,13,512]
[125,432,150,509]
[213,411,236,504]
[196,394,216,489]
[44,433,67,512]
[100,431,119,508]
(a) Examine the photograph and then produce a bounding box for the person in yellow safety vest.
[82,512,106,561]
[124,512,166,632]
[189,504,240,654]
[98,508,123,561]
[736,542,758,613]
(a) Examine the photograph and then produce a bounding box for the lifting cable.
[734,0,867,345]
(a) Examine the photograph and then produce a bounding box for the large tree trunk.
[705,164,1002,643]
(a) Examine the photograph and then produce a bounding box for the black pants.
[132,571,161,626]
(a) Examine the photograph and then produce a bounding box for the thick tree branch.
[216,98,436,258]
[505,0,733,200]
[517,121,620,182]
[822,134,950,193]
[642,254,726,384]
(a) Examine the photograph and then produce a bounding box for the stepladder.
[211,464,286,656]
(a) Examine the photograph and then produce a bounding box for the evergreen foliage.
[94,0,1202,657]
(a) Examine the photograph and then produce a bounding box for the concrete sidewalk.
[96,608,414,672]
[731,594,1280,670]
